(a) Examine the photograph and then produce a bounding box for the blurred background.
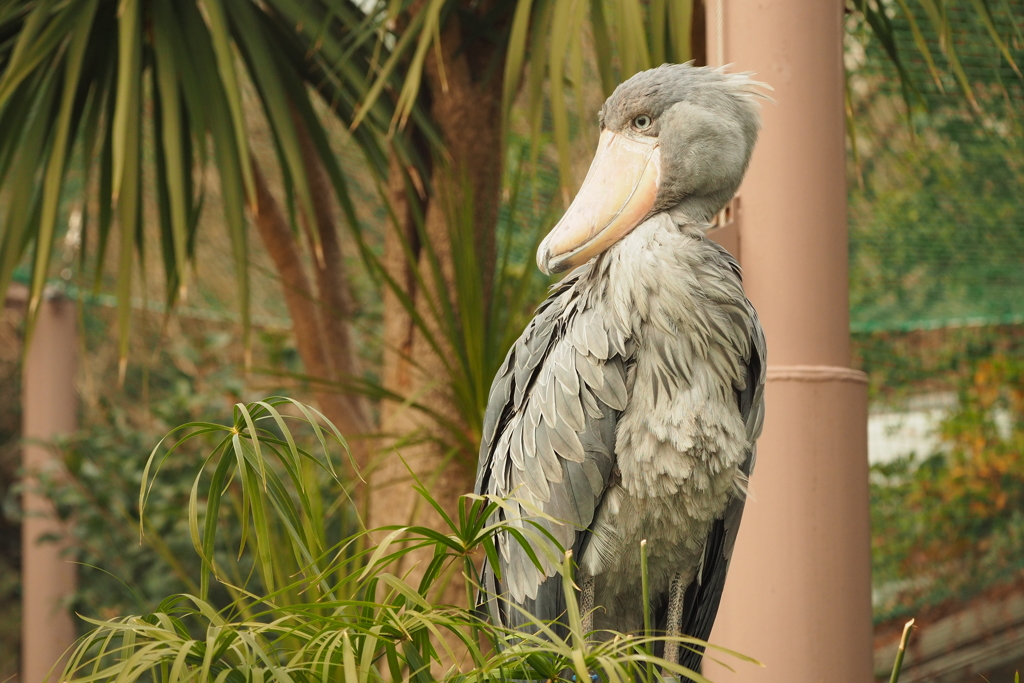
[0,1,1022,681]
[849,5,1024,679]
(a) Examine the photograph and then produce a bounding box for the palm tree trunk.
[251,157,370,472]
[372,14,504,586]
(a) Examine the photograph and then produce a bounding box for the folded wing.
[475,265,630,631]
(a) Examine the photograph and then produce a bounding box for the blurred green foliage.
[3,307,330,626]
[872,355,1024,623]
[25,391,363,628]
[847,1,1024,623]
[847,1,1024,333]
[849,98,1024,331]
[853,325,1024,406]
[35,398,227,620]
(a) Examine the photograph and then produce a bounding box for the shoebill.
[474,63,768,672]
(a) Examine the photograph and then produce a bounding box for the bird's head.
[537,63,768,275]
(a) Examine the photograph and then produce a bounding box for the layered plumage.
[474,63,768,673]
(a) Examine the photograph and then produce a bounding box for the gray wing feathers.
[677,294,766,673]
[475,265,624,620]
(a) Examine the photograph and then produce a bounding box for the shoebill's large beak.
[537,131,661,275]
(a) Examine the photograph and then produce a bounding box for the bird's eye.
[633,114,653,131]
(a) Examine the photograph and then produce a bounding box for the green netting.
[848,1,1024,333]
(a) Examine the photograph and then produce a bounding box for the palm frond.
[0,0,418,361]
[850,0,1023,115]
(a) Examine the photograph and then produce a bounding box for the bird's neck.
[592,213,708,291]
[585,212,743,346]
[663,189,735,226]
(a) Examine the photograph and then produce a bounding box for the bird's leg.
[662,572,686,671]
[580,575,596,641]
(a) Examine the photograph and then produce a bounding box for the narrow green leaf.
[77,60,114,272]
[196,0,256,207]
[168,639,195,683]
[206,89,251,357]
[549,0,575,204]
[501,0,535,120]
[173,0,249,347]
[945,41,981,112]
[385,643,403,683]
[224,0,318,261]
[998,0,1023,43]
[342,632,358,683]
[275,62,366,251]
[966,0,1021,76]
[358,527,413,582]
[526,0,553,165]
[666,0,693,64]
[589,0,616,95]
[858,0,922,116]
[111,0,141,197]
[194,444,234,599]
[481,534,501,581]
[640,538,652,683]
[914,0,946,47]
[649,0,667,66]
[114,7,142,375]
[235,403,266,485]
[357,624,383,683]
[894,0,945,91]
[0,80,38,184]
[349,8,426,131]
[237,439,275,593]
[152,74,180,309]
[569,0,588,135]
[392,0,446,129]
[615,0,652,76]
[93,84,115,291]
[28,0,97,320]
[1,148,46,319]
[889,619,915,683]
[0,0,79,103]
[152,0,191,299]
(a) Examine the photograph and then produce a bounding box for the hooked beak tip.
[536,245,550,275]
[537,243,574,275]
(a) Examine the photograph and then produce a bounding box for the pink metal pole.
[705,2,874,682]
[21,291,78,683]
